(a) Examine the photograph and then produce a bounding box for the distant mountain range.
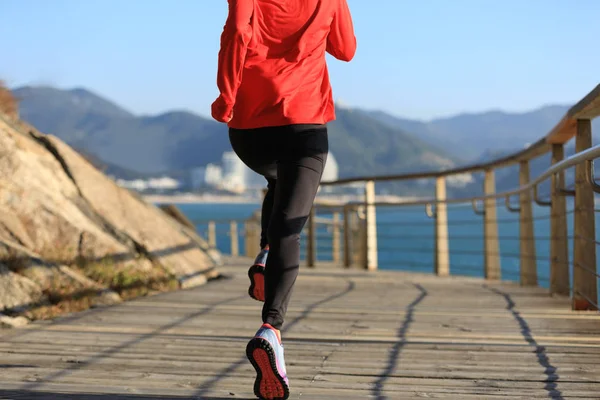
[13,86,458,180]
[13,85,596,196]
[365,105,576,161]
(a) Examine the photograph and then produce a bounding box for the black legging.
[229,124,328,330]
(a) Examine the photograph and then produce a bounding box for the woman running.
[211,1,356,399]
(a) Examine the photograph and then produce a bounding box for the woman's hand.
[211,96,233,123]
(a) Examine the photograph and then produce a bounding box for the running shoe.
[248,247,268,302]
[246,323,289,400]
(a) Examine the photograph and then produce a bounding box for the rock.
[179,273,208,289]
[0,262,42,311]
[0,119,147,267]
[0,240,111,311]
[91,290,122,308]
[41,132,218,280]
[0,113,220,320]
[0,116,219,289]
[0,313,30,328]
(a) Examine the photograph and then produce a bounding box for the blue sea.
[173,202,600,293]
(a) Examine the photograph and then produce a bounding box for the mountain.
[76,148,152,180]
[365,105,571,161]
[13,86,459,181]
[14,87,231,174]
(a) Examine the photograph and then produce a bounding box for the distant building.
[188,150,340,194]
[447,173,475,188]
[116,179,148,191]
[116,176,180,193]
[147,177,180,191]
[221,151,247,193]
[322,153,339,182]
[191,164,223,190]
[246,169,267,189]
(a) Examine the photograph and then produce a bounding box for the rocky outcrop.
[0,111,219,318]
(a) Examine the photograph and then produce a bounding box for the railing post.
[208,221,217,249]
[343,205,352,268]
[356,208,367,267]
[484,169,501,280]
[230,221,239,257]
[519,161,537,286]
[307,207,316,267]
[364,180,378,270]
[550,144,570,296]
[332,212,341,264]
[435,176,450,276]
[244,215,260,257]
[573,118,598,310]
[244,221,252,257]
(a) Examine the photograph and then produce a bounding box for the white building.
[191,164,223,190]
[190,150,340,194]
[147,177,180,191]
[221,151,248,193]
[116,176,180,192]
[322,153,339,182]
[447,173,475,188]
[116,179,148,191]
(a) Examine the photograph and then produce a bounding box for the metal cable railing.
[179,83,600,313]
[303,84,600,311]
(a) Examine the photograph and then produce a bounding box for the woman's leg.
[260,178,277,249]
[262,125,328,329]
[229,127,277,253]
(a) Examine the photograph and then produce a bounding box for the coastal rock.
[91,290,123,308]
[0,314,30,328]
[0,239,119,311]
[0,108,219,319]
[41,133,219,280]
[0,262,42,311]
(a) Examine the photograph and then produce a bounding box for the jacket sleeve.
[212,0,253,123]
[326,0,357,62]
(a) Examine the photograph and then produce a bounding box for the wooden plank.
[546,85,600,145]
[342,205,352,268]
[332,212,341,264]
[550,144,571,296]
[1,257,599,399]
[364,180,378,270]
[550,143,570,296]
[519,161,537,286]
[435,176,450,277]
[573,119,599,310]
[207,221,216,248]
[229,221,239,257]
[484,169,501,280]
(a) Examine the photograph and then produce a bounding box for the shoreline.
[143,193,261,204]
[143,193,422,205]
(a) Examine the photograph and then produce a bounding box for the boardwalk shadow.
[0,390,251,399]
[18,293,248,392]
[193,280,356,397]
[372,283,428,400]
[486,285,564,400]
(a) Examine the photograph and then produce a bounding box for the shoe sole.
[246,338,289,400]
[248,265,265,302]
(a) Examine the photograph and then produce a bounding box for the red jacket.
[212,0,356,129]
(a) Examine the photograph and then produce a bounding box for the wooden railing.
[188,84,600,312]
[313,84,600,311]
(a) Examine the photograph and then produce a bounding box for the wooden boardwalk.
[1,258,599,399]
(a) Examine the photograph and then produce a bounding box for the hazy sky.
[1,0,598,120]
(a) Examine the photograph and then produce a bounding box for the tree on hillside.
[0,81,18,120]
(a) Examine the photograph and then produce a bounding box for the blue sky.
[1,0,598,120]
